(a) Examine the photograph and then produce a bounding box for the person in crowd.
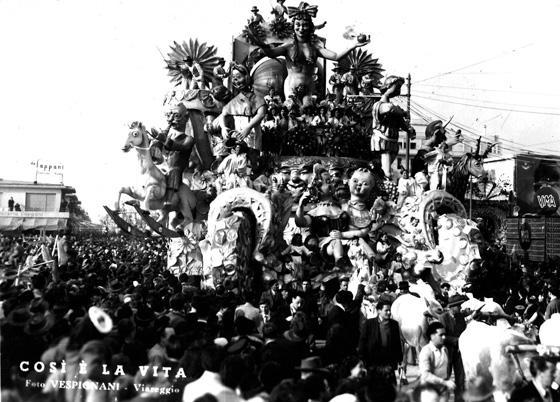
[182,344,243,402]
[358,300,403,374]
[510,356,558,402]
[419,321,455,394]
[545,284,560,320]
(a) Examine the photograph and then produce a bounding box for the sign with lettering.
[534,186,560,215]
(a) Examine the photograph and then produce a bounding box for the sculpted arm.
[317,39,369,61]
[239,105,267,140]
[165,135,195,153]
[295,192,312,227]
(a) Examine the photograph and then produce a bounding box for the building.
[0,179,72,231]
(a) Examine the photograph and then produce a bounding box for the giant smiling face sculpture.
[348,169,375,199]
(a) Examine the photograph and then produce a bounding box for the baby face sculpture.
[348,169,375,200]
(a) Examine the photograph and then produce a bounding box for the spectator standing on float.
[8,197,14,211]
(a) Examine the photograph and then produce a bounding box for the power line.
[411,100,524,150]
[413,94,560,117]
[413,43,534,84]
[414,83,560,97]
[411,100,560,158]
[414,90,560,112]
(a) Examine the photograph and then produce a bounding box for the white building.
[0,179,71,231]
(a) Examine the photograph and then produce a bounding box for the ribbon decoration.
[287,2,318,20]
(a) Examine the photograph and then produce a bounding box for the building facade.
[0,180,72,231]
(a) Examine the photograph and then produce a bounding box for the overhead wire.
[413,90,560,112]
[412,94,560,117]
[412,43,534,84]
[393,95,559,157]
[414,83,560,97]
[411,99,555,152]
[411,99,560,159]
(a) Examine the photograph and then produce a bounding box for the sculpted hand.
[299,190,312,206]
[354,38,371,48]
[238,128,250,140]
[329,230,342,240]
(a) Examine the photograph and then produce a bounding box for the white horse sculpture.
[118,121,196,232]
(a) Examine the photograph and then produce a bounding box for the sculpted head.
[293,17,314,41]
[348,168,375,200]
[230,64,251,91]
[165,103,188,131]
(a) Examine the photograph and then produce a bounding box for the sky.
[1,0,559,222]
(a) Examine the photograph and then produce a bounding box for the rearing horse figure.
[446,138,494,203]
[118,121,196,232]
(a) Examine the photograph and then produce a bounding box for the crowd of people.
[1,232,559,402]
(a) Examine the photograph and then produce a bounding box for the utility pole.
[406,74,411,173]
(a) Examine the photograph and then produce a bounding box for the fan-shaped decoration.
[338,49,384,88]
[164,39,220,87]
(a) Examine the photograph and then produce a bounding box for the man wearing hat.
[342,66,359,97]
[329,65,344,104]
[294,356,330,380]
[248,6,264,26]
[212,57,229,87]
[440,294,469,402]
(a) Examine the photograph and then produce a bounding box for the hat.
[425,120,444,139]
[447,294,469,309]
[227,337,250,354]
[109,279,125,293]
[330,394,359,402]
[251,6,259,12]
[463,376,495,401]
[398,281,410,291]
[295,356,329,374]
[6,308,31,327]
[24,313,54,336]
[88,306,113,334]
[380,75,405,94]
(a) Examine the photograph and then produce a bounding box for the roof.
[0,179,72,190]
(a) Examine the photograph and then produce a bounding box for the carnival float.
[104,1,494,300]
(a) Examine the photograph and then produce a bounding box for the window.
[411,142,417,149]
[25,193,56,211]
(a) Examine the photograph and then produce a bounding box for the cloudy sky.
[1,0,559,221]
